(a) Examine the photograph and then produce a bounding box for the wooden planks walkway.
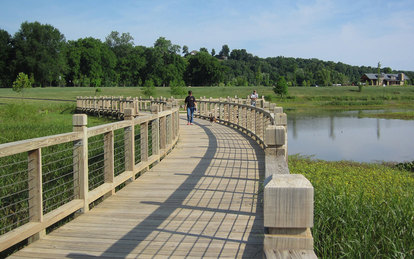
[9,115,265,258]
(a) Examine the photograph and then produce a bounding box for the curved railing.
[76,96,172,118]
[0,100,179,253]
[196,96,316,258]
[1,95,315,258]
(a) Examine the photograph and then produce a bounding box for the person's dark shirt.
[185,95,196,107]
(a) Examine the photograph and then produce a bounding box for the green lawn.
[1,85,413,99]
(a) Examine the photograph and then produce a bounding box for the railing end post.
[151,105,159,114]
[124,108,135,120]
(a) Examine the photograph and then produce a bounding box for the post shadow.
[67,118,265,258]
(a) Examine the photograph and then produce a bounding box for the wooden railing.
[76,96,173,118]
[196,96,316,258]
[0,101,179,253]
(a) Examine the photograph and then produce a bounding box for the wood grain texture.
[9,115,265,258]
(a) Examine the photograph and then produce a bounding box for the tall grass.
[289,155,414,258]
[0,102,112,144]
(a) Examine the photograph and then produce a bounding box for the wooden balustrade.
[1,95,315,258]
[76,96,175,119]
[196,97,274,145]
[0,102,180,253]
[195,96,316,258]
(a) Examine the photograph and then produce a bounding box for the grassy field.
[2,85,414,117]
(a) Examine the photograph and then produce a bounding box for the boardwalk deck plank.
[9,116,264,258]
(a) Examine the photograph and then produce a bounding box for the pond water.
[286,110,414,162]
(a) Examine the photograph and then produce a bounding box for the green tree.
[144,37,185,87]
[211,48,216,57]
[170,84,186,97]
[12,72,31,96]
[232,76,249,86]
[64,40,82,86]
[273,76,288,97]
[105,31,134,48]
[105,31,146,86]
[182,45,189,56]
[71,37,116,87]
[315,68,332,86]
[13,21,66,87]
[383,67,392,74]
[154,37,180,54]
[0,29,13,87]
[255,66,263,86]
[219,44,230,58]
[199,47,208,53]
[185,52,225,86]
[143,79,156,97]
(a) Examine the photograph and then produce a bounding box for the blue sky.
[1,0,413,70]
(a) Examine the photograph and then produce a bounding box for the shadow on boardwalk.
[63,117,264,258]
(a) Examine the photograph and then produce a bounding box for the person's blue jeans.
[187,107,195,123]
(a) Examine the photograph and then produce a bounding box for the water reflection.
[287,111,414,162]
[377,118,380,140]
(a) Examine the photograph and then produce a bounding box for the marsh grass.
[358,111,414,120]
[289,155,414,258]
[0,102,113,144]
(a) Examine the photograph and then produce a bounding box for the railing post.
[124,109,135,179]
[176,109,180,139]
[263,121,315,257]
[228,102,232,124]
[240,105,245,132]
[218,98,223,121]
[160,115,166,153]
[251,109,256,136]
[151,105,160,160]
[141,121,149,166]
[134,97,139,115]
[258,111,264,141]
[273,108,288,161]
[104,131,114,197]
[28,148,45,243]
[73,114,89,213]
[167,115,172,146]
[246,107,250,132]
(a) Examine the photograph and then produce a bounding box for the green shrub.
[12,72,32,96]
[264,94,274,102]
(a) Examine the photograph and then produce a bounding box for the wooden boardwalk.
[9,115,265,258]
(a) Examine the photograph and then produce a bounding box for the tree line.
[1,21,413,88]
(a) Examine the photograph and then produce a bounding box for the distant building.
[361,73,409,86]
[189,50,199,56]
[217,55,228,60]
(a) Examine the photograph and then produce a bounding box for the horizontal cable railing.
[76,96,171,118]
[195,96,316,258]
[0,99,180,253]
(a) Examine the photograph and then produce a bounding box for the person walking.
[185,90,197,125]
[250,90,258,107]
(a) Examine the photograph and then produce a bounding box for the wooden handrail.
[0,98,180,253]
[195,96,316,258]
[76,96,174,117]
